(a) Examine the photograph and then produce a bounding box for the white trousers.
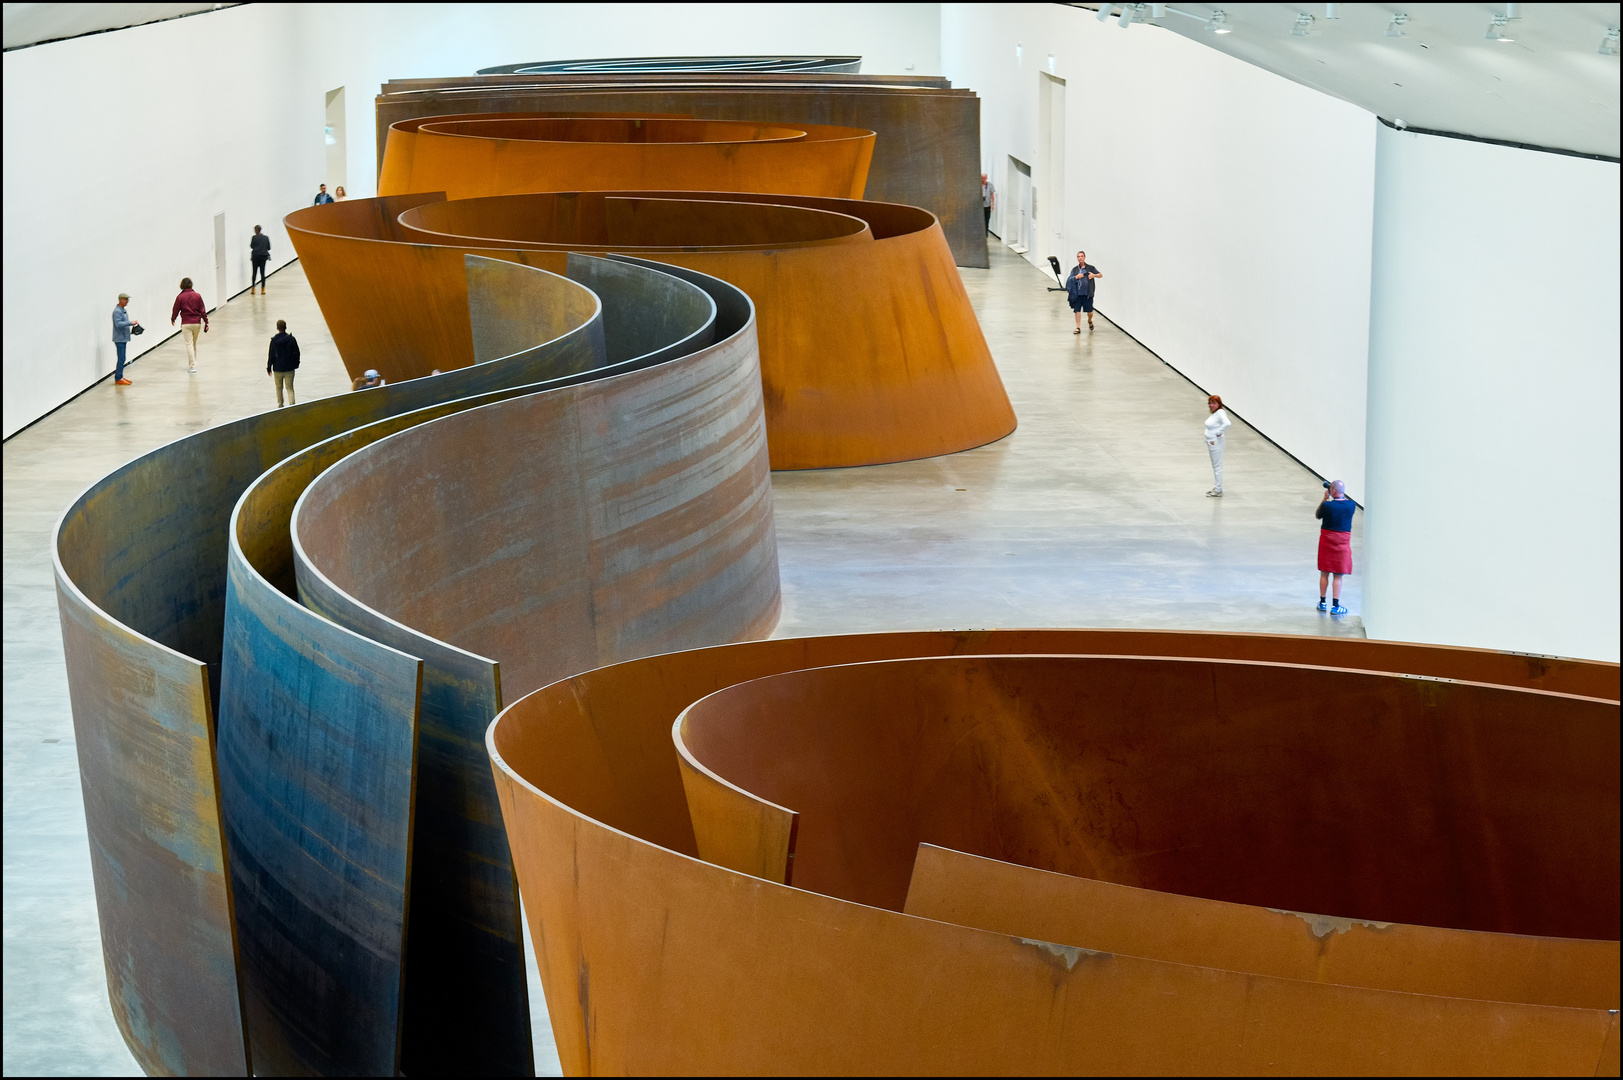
[181,323,203,368]
[1207,435,1224,492]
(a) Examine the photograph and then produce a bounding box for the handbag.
[131,324,145,336]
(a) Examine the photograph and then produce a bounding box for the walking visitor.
[170,277,208,373]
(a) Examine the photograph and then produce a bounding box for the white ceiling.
[1083,3,1621,158]
[2,3,230,51]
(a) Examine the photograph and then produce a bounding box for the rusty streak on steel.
[49,249,678,1074]
[389,189,1017,468]
[488,630,1620,1075]
[374,74,990,267]
[378,115,875,202]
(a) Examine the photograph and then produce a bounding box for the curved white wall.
[1363,125,1620,662]
[943,3,1376,498]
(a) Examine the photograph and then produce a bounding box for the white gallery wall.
[1364,125,1620,662]
[942,3,1375,499]
[2,3,941,438]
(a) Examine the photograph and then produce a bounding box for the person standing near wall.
[981,173,995,233]
[267,319,300,407]
[111,292,139,386]
[1316,480,1355,614]
[334,186,347,202]
[313,184,334,205]
[1065,250,1102,333]
[1204,394,1231,497]
[249,225,270,295]
[170,277,208,374]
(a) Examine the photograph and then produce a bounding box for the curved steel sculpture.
[478,56,865,75]
[292,190,1016,469]
[55,252,776,1075]
[375,71,990,267]
[489,629,1621,1075]
[378,114,875,202]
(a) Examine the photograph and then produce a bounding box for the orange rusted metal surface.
[393,189,1017,468]
[379,114,874,201]
[489,629,1620,1075]
[292,190,1017,469]
[903,844,1619,1010]
[374,73,990,267]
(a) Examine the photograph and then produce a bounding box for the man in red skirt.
[1316,480,1355,615]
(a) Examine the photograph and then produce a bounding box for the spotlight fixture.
[1118,3,1137,28]
[1208,10,1230,34]
[1097,4,1113,21]
[1485,14,1513,42]
[1150,3,1166,19]
[1324,3,1339,18]
[1292,12,1314,36]
[1601,27,1620,56]
[1386,13,1408,38]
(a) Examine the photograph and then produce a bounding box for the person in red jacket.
[170,278,209,373]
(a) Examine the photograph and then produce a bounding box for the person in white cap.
[1204,394,1231,497]
[352,369,385,391]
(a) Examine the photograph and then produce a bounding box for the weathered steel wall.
[379,116,874,201]
[490,630,1621,1076]
[299,189,1015,468]
[374,73,989,267]
[50,260,602,1077]
[56,250,776,1075]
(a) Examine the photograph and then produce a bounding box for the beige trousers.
[181,323,203,368]
[273,369,295,407]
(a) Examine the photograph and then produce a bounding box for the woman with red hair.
[1203,394,1230,497]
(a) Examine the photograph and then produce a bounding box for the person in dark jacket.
[313,184,334,205]
[1065,250,1102,333]
[249,226,271,295]
[1315,480,1356,615]
[267,319,300,407]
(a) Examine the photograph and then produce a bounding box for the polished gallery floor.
[2,246,1361,1076]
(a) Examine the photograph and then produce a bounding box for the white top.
[1204,408,1231,440]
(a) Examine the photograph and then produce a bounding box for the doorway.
[1038,73,1066,268]
[1006,156,1032,254]
[325,86,347,193]
[213,212,226,309]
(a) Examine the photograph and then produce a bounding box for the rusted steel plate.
[903,843,1619,1010]
[53,259,606,1075]
[292,260,776,709]
[380,115,874,202]
[390,189,1016,468]
[52,583,249,1076]
[489,632,1621,1074]
[374,75,988,267]
[216,552,420,1077]
[676,655,1618,938]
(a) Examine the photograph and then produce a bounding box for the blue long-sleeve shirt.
[112,305,133,343]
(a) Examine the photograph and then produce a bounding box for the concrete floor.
[1,244,1360,1077]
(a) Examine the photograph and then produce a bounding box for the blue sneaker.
[1317,600,1328,612]
[1331,604,1348,616]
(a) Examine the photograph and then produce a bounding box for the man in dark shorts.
[1065,250,1102,333]
[1315,480,1355,615]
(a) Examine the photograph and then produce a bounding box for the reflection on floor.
[1,246,1360,1077]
